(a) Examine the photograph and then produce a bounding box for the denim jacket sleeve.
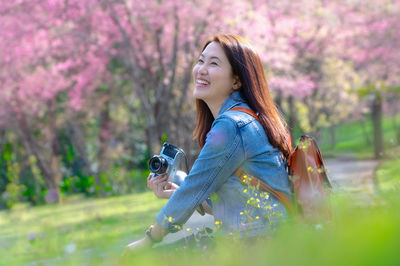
[156,116,245,231]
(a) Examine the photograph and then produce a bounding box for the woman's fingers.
[148,175,167,186]
[146,174,153,188]
[152,175,168,185]
[147,174,176,199]
[168,182,179,190]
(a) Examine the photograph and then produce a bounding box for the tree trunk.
[96,102,113,197]
[371,94,384,159]
[16,115,60,203]
[275,91,284,115]
[65,120,105,196]
[145,122,161,156]
[288,96,296,141]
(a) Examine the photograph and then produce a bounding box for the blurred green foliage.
[318,114,400,159]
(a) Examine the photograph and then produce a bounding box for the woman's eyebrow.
[200,54,221,61]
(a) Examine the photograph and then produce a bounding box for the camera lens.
[149,156,168,174]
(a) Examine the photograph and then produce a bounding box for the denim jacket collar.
[218,91,247,117]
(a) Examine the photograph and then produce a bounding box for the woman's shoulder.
[217,105,256,128]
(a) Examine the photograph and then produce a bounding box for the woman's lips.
[196,78,209,87]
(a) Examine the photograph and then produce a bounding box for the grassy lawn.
[317,114,400,159]
[376,156,400,193]
[0,192,165,265]
[1,189,400,265]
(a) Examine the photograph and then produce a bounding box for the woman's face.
[192,42,239,105]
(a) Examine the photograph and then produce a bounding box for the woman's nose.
[198,64,208,75]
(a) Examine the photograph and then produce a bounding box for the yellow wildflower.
[256,198,260,203]
[243,189,247,193]
[255,216,259,220]
[240,212,244,215]
[168,217,174,223]
[307,167,314,172]
[215,221,221,225]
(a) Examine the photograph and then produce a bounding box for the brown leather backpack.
[230,107,333,221]
[288,135,333,220]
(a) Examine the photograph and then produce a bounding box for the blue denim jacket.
[156,91,291,236]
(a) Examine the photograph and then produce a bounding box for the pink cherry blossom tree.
[340,0,400,158]
[0,0,240,201]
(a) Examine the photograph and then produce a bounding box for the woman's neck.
[206,99,224,119]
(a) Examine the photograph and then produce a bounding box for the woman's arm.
[125,117,243,254]
[155,117,244,231]
[148,174,213,215]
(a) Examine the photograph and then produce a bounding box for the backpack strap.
[229,107,261,122]
[229,107,296,215]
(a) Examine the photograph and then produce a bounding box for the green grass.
[317,114,400,159]
[376,155,400,193]
[0,192,165,265]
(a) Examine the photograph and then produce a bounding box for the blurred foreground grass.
[376,157,400,193]
[122,190,400,266]
[1,170,400,265]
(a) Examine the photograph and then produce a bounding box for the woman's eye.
[198,59,204,63]
[211,62,218,65]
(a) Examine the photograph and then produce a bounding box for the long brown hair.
[193,34,292,159]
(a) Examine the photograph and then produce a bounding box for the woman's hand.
[122,224,168,259]
[147,174,179,199]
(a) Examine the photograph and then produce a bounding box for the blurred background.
[1,0,400,264]
[0,0,399,208]
[0,0,399,207]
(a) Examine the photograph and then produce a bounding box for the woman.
[126,34,292,250]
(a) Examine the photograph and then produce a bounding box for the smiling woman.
[192,42,242,117]
[125,34,292,251]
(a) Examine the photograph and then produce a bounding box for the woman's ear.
[232,75,242,91]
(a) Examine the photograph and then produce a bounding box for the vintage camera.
[149,143,185,181]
